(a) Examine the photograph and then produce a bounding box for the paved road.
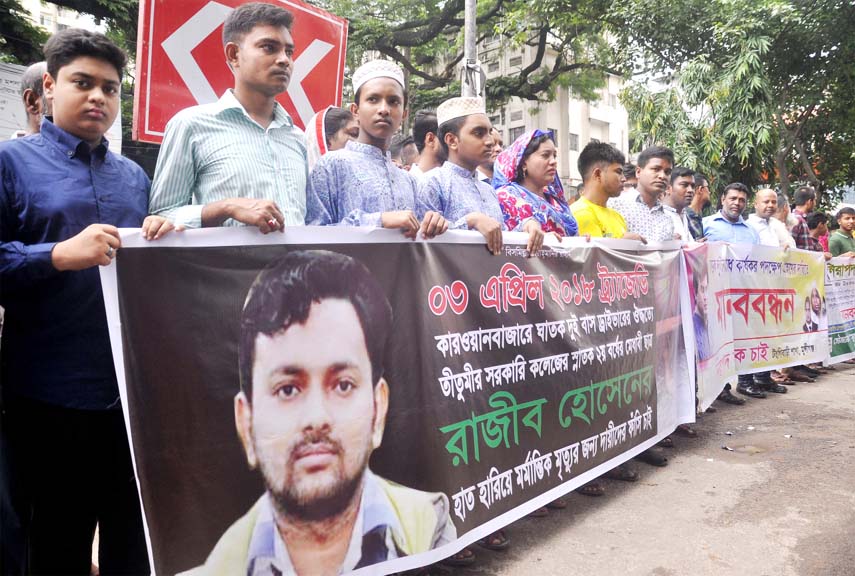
[449,365,855,576]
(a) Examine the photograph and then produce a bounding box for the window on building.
[509,56,523,67]
[509,126,525,142]
[510,110,523,122]
[609,94,618,108]
[547,127,558,140]
[40,13,55,28]
[489,115,501,126]
[569,133,579,151]
[56,23,69,31]
[488,61,499,73]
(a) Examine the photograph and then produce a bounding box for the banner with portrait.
[101,228,694,576]
[824,257,855,364]
[683,242,828,410]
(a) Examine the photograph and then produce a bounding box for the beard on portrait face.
[256,427,370,523]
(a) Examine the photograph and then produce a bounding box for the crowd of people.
[0,3,849,574]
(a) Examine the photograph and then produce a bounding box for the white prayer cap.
[352,59,405,94]
[436,97,486,127]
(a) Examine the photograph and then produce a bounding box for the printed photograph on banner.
[683,243,735,407]
[105,232,689,575]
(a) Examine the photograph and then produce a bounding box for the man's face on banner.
[236,298,389,521]
[696,274,708,318]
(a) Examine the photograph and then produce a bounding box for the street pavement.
[448,365,855,576]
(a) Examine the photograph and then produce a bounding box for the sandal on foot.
[478,530,510,551]
[576,482,605,497]
[658,436,674,448]
[441,548,476,567]
[529,507,549,518]
[546,497,567,509]
[674,424,697,438]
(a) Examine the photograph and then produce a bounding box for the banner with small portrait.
[824,257,855,364]
[101,228,694,576]
[684,243,828,410]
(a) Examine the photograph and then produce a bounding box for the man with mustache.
[191,251,455,575]
[608,146,676,242]
[150,2,307,233]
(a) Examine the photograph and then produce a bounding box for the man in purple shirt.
[1,29,171,574]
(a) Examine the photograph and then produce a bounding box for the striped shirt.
[149,90,307,228]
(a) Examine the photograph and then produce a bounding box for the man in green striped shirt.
[149,3,307,233]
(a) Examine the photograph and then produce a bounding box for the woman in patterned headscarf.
[305,106,358,170]
[492,129,578,238]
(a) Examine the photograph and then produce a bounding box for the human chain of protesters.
[3,5,855,575]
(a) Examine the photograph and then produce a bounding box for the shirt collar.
[215,89,294,128]
[748,213,770,224]
[633,193,664,211]
[345,139,392,162]
[445,160,477,179]
[712,211,748,225]
[246,471,401,576]
[39,117,109,160]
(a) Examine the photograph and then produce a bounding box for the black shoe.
[717,389,746,405]
[755,378,787,394]
[736,383,767,398]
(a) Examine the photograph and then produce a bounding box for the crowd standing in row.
[0,4,847,574]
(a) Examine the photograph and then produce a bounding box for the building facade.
[480,37,629,192]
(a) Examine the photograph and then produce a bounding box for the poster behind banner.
[101,229,693,576]
[684,243,828,410]
[825,257,855,363]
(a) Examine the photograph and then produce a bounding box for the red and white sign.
[133,0,347,143]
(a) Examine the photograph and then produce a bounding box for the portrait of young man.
[187,250,455,575]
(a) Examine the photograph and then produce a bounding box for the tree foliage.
[314,0,620,109]
[611,0,855,198]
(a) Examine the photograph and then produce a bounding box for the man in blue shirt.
[0,29,170,574]
[703,183,784,400]
[702,183,760,245]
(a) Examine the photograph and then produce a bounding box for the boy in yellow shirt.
[571,141,645,242]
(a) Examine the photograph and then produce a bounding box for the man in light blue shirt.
[702,182,760,244]
[306,59,446,239]
[149,3,307,232]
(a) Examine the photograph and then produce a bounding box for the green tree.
[314,0,621,110]
[611,0,855,199]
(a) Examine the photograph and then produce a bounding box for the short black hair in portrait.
[637,145,675,168]
[239,251,393,401]
[222,2,294,46]
[413,110,438,153]
[806,211,828,230]
[577,140,626,181]
[670,166,695,185]
[44,28,127,80]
